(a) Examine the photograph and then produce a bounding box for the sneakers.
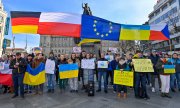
[164,93,172,98]
[152,87,155,93]
[113,90,116,94]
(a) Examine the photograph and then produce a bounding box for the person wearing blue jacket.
[168,53,180,92]
[110,54,120,93]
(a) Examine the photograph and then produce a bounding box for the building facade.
[148,0,180,52]
[40,35,122,56]
[0,1,7,56]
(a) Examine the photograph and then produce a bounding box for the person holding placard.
[57,54,68,92]
[132,50,150,100]
[96,53,108,93]
[156,55,172,98]
[116,57,131,98]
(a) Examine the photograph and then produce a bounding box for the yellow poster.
[114,70,134,87]
[132,59,154,72]
[60,70,78,79]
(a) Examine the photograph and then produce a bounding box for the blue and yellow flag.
[81,15,121,41]
[164,65,175,74]
[23,63,46,85]
[59,63,78,79]
[78,38,101,46]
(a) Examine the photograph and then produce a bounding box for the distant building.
[40,35,122,57]
[148,0,180,51]
[0,1,7,56]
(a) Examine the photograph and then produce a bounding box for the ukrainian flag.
[59,64,78,79]
[164,65,175,74]
[23,63,46,85]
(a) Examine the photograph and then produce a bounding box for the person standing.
[156,56,172,98]
[57,54,68,92]
[45,52,56,93]
[9,52,27,98]
[69,53,80,93]
[168,53,180,92]
[96,53,109,93]
[32,53,45,95]
[149,50,161,92]
[133,50,150,100]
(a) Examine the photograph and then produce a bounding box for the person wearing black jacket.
[9,52,27,98]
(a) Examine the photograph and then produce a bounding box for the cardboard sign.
[97,61,108,68]
[132,59,154,72]
[114,70,134,87]
[81,59,95,69]
[105,55,114,62]
[73,47,81,53]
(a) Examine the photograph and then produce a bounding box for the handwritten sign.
[164,65,175,74]
[105,55,114,62]
[97,61,108,68]
[73,47,81,53]
[0,62,5,70]
[132,59,154,72]
[114,70,134,87]
[81,59,95,69]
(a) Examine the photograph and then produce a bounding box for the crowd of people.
[0,50,180,100]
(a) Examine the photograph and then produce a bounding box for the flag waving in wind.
[81,15,121,41]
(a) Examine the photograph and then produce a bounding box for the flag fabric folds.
[164,65,175,74]
[11,11,41,34]
[120,24,169,40]
[11,11,170,41]
[81,15,121,41]
[59,63,78,79]
[0,63,13,86]
[78,38,101,46]
[23,63,46,85]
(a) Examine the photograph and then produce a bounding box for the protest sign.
[81,59,95,69]
[109,47,118,53]
[97,61,108,68]
[114,70,134,87]
[132,59,154,72]
[0,62,5,70]
[73,47,81,53]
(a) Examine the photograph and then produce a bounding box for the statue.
[82,3,92,15]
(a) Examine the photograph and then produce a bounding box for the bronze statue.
[82,3,92,15]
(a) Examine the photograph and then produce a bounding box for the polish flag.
[0,64,13,86]
[38,12,82,38]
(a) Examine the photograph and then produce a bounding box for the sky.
[2,0,157,51]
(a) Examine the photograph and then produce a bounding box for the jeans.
[176,72,180,89]
[83,69,94,85]
[24,84,32,92]
[12,73,24,96]
[106,70,113,85]
[47,74,55,90]
[151,74,161,89]
[112,70,116,91]
[134,73,147,97]
[98,72,107,91]
[59,79,68,90]
[170,73,176,89]
[69,78,78,90]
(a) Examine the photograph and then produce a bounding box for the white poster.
[109,47,118,53]
[97,61,108,68]
[73,47,81,53]
[105,55,114,62]
[81,59,95,69]
[0,62,5,70]
[45,59,55,74]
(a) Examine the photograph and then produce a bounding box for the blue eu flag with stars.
[81,15,121,41]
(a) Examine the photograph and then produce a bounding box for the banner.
[105,55,114,62]
[33,47,42,54]
[97,61,108,68]
[114,70,134,87]
[132,59,154,72]
[164,65,175,74]
[59,63,78,79]
[81,59,95,69]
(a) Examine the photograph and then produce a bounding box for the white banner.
[81,59,95,69]
[0,63,12,74]
[73,47,81,53]
[97,61,108,68]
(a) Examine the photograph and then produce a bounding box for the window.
[170,0,176,5]
[162,4,168,11]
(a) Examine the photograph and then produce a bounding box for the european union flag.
[81,15,121,41]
